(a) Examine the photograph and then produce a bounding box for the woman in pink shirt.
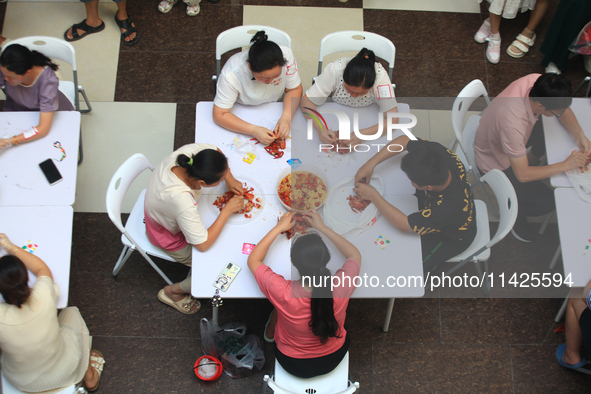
[248,211,361,378]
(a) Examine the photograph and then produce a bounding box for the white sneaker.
[187,4,200,16]
[545,62,561,75]
[158,0,179,13]
[486,37,501,64]
[474,18,491,44]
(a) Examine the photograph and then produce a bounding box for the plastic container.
[194,355,223,381]
[276,163,329,212]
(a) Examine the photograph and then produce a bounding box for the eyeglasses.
[548,108,567,118]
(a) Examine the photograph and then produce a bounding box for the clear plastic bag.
[566,150,591,203]
[199,318,265,378]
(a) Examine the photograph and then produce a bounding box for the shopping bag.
[199,318,265,378]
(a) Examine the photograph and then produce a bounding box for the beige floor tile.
[3,2,120,103]
[363,0,481,13]
[74,102,176,213]
[243,5,363,93]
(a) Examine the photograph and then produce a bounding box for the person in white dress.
[0,234,105,392]
[213,31,303,145]
[300,48,398,148]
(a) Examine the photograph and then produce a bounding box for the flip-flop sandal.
[158,289,201,314]
[87,350,105,392]
[114,15,139,46]
[507,33,536,59]
[64,20,105,42]
[556,343,588,370]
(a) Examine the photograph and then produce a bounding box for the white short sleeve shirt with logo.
[305,57,397,112]
[214,45,301,109]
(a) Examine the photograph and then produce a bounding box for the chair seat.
[274,351,350,394]
[2,373,76,394]
[447,199,491,262]
[121,189,176,263]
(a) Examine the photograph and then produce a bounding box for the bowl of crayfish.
[276,164,329,212]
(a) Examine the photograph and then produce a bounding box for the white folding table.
[0,111,81,206]
[0,206,74,309]
[192,101,424,330]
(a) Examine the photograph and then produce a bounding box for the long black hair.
[247,31,287,73]
[0,255,31,308]
[0,44,58,75]
[176,148,228,185]
[343,47,376,89]
[291,233,341,344]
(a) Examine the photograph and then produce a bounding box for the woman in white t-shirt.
[213,30,303,145]
[301,48,398,148]
[145,144,244,314]
[0,234,105,392]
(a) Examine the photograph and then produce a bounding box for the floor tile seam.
[509,344,516,394]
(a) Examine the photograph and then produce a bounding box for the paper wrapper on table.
[566,150,591,203]
[323,175,385,237]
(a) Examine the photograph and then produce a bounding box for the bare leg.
[115,0,138,43]
[266,308,278,340]
[164,283,199,312]
[489,12,502,35]
[564,296,586,365]
[509,0,550,55]
[66,0,101,40]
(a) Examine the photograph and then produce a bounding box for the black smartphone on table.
[39,159,63,185]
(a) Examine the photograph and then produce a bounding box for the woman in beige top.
[0,234,105,392]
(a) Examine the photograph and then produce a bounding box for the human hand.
[252,127,275,145]
[353,182,379,202]
[0,138,12,152]
[564,150,588,171]
[226,176,243,196]
[224,195,245,214]
[274,116,291,139]
[275,212,292,232]
[577,135,591,157]
[354,163,374,184]
[0,233,16,253]
[318,128,337,145]
[302,209,326,231]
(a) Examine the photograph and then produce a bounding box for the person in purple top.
[0,44,74,150]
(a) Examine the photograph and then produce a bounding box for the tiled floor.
[2,0,591,392]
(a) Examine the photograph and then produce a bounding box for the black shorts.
[274,332,350,378]
[580,307,591,360]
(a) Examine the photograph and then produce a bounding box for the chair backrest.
[451,79,490,169]
[318,31,395,80]
[215,25,292,77]
[6,36,80,110]
[480,169,518,247]
[106,153,154,234]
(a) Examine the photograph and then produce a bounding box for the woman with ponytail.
[213,30,302,145]
[0,233,105,392]
[301,47,398,148]
[247,211,361,378]
[0,44,74,150]
[145,143,244,314]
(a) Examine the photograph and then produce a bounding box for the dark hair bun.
[251,30,268,44]
[176,153,192,169]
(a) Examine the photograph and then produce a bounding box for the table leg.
[212,305,219,325]
[555,295,569,323]
[383,298,396,332]
[549,245,561,270]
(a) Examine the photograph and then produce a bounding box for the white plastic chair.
[1,373,83,394]
[6,36,92,165]
[445,169,518,294]
[106,153,174,285]
[263,352,359,394]
[212,25,292,87]
[317,31,395,81]
[448,79,498,215]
